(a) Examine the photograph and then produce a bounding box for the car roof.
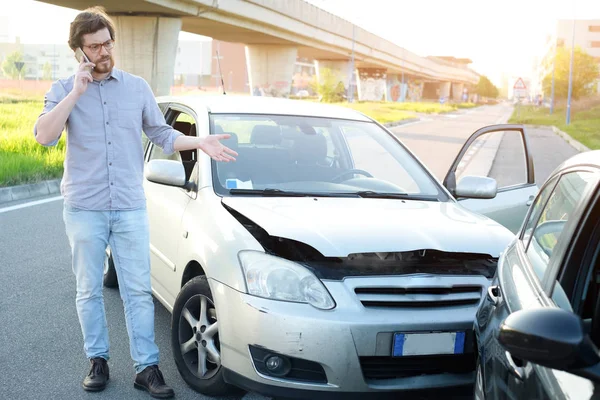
[551,150,600,177]
[155,94,372,122]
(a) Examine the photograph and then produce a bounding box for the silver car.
[103,95,538,398]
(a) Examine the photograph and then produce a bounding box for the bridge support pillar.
[439,81,451,100]
[452,83,465,102]
[246,45,297,97]
[111,15,181,96]
[356,67,387,101]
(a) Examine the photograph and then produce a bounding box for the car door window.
[526,172,597,282]
[149,111,198,180]
[522,176,559,245]
[456,129,529,190]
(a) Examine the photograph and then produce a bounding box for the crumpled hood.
[222,197,515,257]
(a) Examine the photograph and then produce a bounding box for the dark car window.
[526,172,597,285]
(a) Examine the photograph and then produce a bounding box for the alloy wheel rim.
[179,294,220,379]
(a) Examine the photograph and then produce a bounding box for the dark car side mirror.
[498,308,600,372]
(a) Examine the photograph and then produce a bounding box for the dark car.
[474,150,600,400]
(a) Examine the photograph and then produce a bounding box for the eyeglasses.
[83,39,115,53]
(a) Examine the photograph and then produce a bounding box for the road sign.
[513,77,527,90]
[14,61,24,72]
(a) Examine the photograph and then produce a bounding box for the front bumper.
[211,274,490,396]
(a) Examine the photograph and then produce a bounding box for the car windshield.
[210,114,447,201]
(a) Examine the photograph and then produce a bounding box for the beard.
[92,55,114,74]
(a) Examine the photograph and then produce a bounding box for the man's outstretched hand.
[199,134,238,162]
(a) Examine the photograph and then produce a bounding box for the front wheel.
[171,276,240,396]
[474,357,485,400]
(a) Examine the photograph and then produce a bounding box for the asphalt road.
[390,103,578,185]
[0,103,579,400]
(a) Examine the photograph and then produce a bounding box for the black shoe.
[134,365,175,399]
[82,357,109,392]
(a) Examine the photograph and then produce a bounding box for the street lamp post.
[566,18,576,125]
[347,25,355,103]
[550,40,556,114]
[401,48,405,102]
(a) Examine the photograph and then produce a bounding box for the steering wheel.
[331,169,373,183]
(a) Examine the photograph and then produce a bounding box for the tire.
[103,247,119,288]
[171,276,241,397]
[474,356,485,400]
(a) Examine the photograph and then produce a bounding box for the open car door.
[443,124,538,233]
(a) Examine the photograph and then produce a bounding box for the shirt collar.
[107,68,121,81]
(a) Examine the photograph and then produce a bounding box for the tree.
[42,62,53,80]
[310,67,346,103]
[475,75,499,98]
[543,46,599,100]
[1,51,24,80]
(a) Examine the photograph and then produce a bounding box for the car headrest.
[214,124,224,134]
[293,134,327,164]
[221,132,239,150]
[250,125,282,145]
[173,121,192,135]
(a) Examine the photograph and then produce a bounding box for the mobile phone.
[74,48,93,71]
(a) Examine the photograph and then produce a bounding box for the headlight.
[238,251,336,310]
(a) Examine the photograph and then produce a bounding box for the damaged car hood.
[222,197,515,257]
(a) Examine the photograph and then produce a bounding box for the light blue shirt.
[34,68,182,210]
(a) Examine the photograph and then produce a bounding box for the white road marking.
[0,196,63,214]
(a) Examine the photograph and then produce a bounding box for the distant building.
[0,38,76,80]
[174,38,212,87]
[535,19,600,97]
[0,17,9,43]
[210,40,248,94]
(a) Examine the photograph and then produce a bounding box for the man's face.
[81,27,114,74]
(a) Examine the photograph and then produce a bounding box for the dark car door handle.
[487,285,501,305]
[505,351,525,380]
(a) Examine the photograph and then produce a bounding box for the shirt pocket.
[117,102,141,130]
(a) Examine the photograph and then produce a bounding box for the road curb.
[550,126,590,153]
[0,179,61,205]
[384,117,420,127]
[524,124,591,153]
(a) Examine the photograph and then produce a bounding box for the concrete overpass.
[37,0,480,100]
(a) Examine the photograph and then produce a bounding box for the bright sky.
[1,0,599,86]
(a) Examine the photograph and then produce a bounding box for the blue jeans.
[63,203,159,373]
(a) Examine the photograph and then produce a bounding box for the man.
[34,6,237,399]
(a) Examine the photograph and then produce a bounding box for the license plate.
[392,331,465,357]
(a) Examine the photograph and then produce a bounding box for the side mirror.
[455,176,497,199]
[498,308,600,371]
[145,159,192,189]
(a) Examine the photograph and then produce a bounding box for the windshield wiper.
[229,188,354,197]
[354,191,439,201]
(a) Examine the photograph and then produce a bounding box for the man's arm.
[140,79,237,162]
[34,60,94,145]
[35,91,79,145]
[173,134,237,162]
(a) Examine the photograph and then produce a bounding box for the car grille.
[354,285,482,308]
[360,354,475,380]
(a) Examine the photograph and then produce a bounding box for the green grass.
[338,101,477,122]
[0,98,66,187]
[336,102,414,123]
[509,103,600,150]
